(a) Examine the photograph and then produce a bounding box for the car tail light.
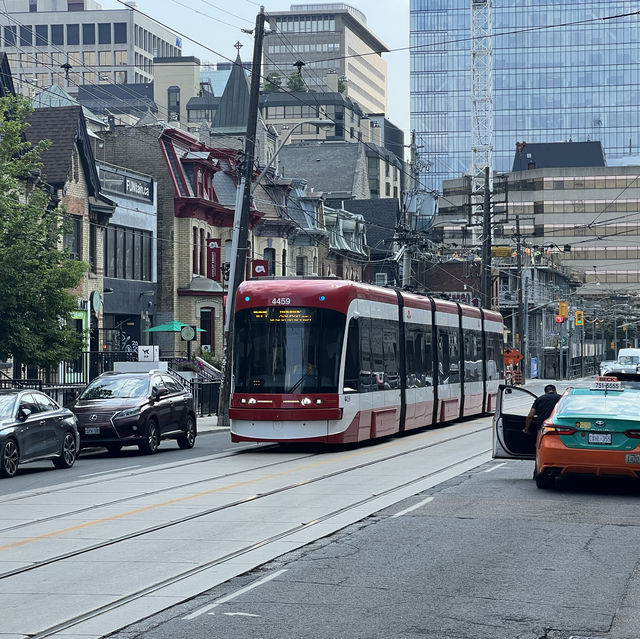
[624,429,640,439]
[542,421,576,435]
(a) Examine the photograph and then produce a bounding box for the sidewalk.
[196,415,228,433]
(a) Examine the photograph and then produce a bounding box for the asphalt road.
[0,429,257,497]
[110,456,640,639]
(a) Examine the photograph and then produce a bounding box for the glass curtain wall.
[410,0,640,192]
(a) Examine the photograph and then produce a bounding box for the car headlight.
[113,406,143,419]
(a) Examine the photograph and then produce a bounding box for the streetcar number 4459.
[271,297,291,305]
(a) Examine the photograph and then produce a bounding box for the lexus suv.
[72,370,197,454]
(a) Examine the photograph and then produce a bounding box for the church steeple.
[211,51,250,131]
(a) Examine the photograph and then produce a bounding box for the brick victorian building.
[25,104,114,376]
[100,124,262,361]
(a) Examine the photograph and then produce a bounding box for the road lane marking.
[182,569,287,620]
[79,465,142,478]
[0,421,488,553]
[483,462,507,473]
[392,496,434,518]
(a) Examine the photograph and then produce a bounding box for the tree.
[263,73,282,92]
[0,95,87,368]
[286,72,306,92]
[338,78,346,93]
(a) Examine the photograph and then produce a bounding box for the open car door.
[492,384,538,460]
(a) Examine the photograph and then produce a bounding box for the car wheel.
[105,443,123,455]
[0,439,19,478]
[139,419,159,455]
[53,432,77,469]
[534,466,555,489]
[177,415,196,449]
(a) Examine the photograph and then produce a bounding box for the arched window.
[263,247,276,275]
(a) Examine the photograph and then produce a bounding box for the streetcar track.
[0,423,490,580]
[0,442,277,506]
[0,447,314,535]
[27,445,491,639]
[0,423,488,537]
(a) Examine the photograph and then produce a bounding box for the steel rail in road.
[0,422,490,582]
[22,445,491,639]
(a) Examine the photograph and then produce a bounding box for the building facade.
[0,0,181,95]
[97,161,157,354]
[410,0,640,191]
[265,3,389,114]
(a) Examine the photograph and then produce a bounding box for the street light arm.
[251,119,334,194]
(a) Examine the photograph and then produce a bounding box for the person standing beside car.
[523,384,562,435]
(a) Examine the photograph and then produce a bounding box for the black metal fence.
[191,380,220,416]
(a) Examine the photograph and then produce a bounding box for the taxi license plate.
[588,432,611,445]
[625,454,640,465]
[84,426,100,435]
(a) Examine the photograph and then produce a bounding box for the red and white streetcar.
[230,278,503,444]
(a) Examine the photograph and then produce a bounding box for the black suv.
[72,370,197,454]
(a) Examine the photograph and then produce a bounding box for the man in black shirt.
[523,384,562,434]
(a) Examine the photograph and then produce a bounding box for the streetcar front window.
[233,307,346,393]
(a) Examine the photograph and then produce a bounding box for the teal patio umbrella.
[144,321,204,359]
[144,321,204,333]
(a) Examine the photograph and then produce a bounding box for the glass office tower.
[410,0,640,192]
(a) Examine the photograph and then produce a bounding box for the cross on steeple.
[234,41,243,52]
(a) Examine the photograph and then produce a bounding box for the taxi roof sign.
[591,377,623,391]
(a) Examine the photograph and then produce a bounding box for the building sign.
[252,259,269,277]
[138,345,159,361]
[125,177,152,199]
[99,167,154,202]
[207,239,221,281]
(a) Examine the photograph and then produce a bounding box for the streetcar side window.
[405,323,433,388]
[485,332,504,381]
[437,326,460,385]
[359,317,375,392]
[344,318,359,393]
[382,322,400,389]
[464,329,483,382]
[371,319,385,389]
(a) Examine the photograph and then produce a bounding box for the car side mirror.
[505,387,513,395]
[18,407,31,420]
[153,387,168,399]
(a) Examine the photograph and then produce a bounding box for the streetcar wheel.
[139,420,159,455]
[177,415,196,449]
[0,439,19,478]
[53,432,77,469]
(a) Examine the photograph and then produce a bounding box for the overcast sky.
[100,0,410,133]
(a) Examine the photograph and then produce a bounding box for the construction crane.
[470,0,493,307]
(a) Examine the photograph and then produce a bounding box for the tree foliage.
[0,95,87,368]
[286,72,306,92]
[263,73,282,92]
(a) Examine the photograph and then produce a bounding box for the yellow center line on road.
[0,420,483,553]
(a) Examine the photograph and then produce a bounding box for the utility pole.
[515,210,525,381]
[480,166,492,308]
[218,7,266,427]
[522,273,529,383]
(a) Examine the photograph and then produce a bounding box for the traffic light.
[575,310,584,326]
[558,301,569,317]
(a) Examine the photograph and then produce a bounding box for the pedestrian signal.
[575,310,584,326]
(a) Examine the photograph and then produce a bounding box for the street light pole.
[480,166,492,308]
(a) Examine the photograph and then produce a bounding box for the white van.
[603,348,640,376]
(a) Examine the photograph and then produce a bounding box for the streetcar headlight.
[301,397,312,406]
[240,398,247,404]
[315,398,323,405]
[248,397,257,405]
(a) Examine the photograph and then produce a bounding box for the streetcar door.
[492,384,537,460]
